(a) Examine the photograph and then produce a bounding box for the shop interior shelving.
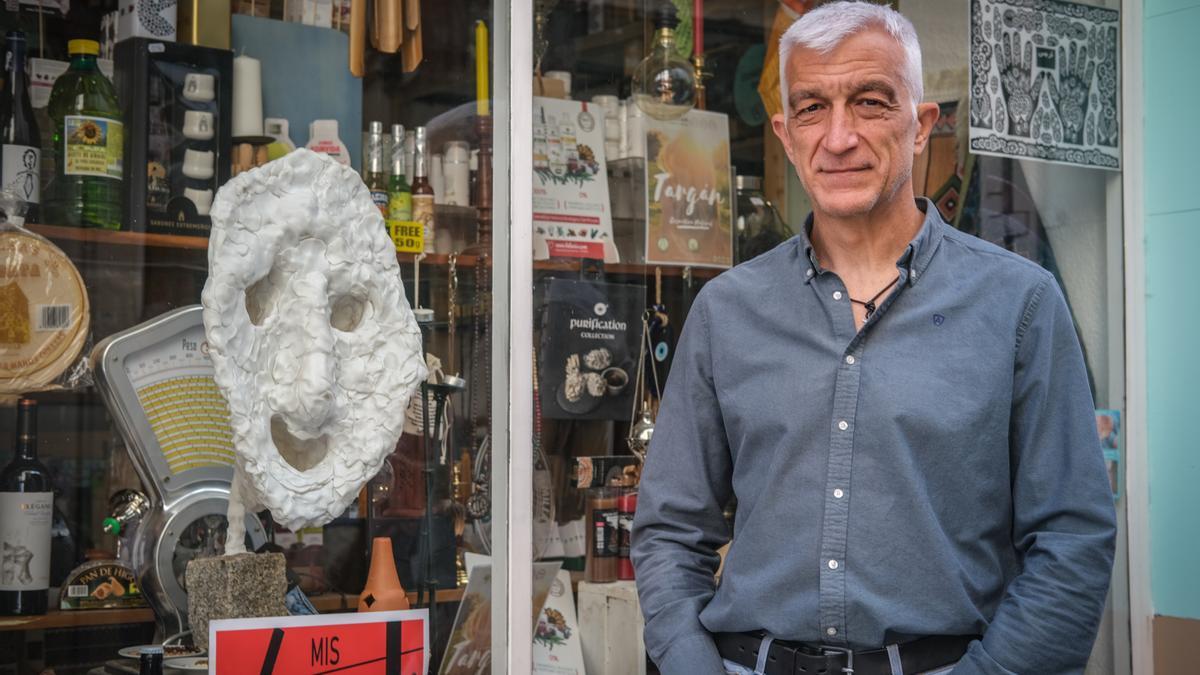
[26,222,724,279]
[0,587,470,633]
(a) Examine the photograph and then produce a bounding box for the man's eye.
[793,104,823,122]
[857,99,889,117]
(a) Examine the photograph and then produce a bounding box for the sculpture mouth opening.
[270,415,330,472]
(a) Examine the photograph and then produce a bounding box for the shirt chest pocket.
[862,329,1015,463]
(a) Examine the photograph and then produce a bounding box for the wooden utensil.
[349,0,366,76]
[374,0,404,53]
[401,0,423,72]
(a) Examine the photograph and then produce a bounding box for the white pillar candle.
[232,55,264,138]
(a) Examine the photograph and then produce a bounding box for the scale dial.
[123,321,235,477]
[93,307,237,501]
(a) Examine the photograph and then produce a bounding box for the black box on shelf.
[115,37,232,236]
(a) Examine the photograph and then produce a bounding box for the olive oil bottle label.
[63,115,123,179]
[0,491,52,591]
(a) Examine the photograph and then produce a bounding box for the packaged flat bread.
[0,222,90,394]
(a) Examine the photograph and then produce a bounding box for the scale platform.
[91,305,266,638]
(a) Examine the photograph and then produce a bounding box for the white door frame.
[492,1,536,674]
[1120,0,1153,671]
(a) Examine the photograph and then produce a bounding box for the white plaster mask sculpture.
[201,149,426,544]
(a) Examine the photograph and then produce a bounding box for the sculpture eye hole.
[244,275,279,327]
[330,294,368,332]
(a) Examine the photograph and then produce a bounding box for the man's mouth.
[819,165,871,174]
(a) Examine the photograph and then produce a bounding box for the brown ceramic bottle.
[357,537,411,612]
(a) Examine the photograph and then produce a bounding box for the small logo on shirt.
[932,313,945,326]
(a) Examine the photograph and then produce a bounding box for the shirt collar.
[799,197,945,286]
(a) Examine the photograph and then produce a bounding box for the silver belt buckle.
[820,645,854,675]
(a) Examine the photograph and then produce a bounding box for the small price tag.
[388,220,424,254]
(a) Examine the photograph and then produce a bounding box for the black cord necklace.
[850,277,898,319]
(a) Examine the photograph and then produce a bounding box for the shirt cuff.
[653,633,725,675]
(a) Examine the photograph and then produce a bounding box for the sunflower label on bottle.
[62,115,122,179]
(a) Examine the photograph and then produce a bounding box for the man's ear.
[912,102,941,156]
[771,112,796,166]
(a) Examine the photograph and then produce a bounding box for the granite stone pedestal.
[185,551,288,647]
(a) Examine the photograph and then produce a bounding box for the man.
[631,3,1117,675]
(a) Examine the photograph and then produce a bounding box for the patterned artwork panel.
[969,0,1120,170]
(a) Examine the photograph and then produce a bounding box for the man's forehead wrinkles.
[788,76,900,102]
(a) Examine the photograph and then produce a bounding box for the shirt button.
[833,291,843,300]
[838,420,848,431]
[834,488,844,499]
[911,271,919,280]
[827,627,838,637]
[828,559,839,570]
[807,268,814,278]
[845,355,855,365]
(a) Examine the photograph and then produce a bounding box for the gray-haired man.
[631,3,1117,674]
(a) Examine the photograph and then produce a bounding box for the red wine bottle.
[0,399,53,616]
[0,31,42,222]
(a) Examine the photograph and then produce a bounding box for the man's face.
[771,28,938,219]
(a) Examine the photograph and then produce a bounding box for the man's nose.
[821,104,860,155]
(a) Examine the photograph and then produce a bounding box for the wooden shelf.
[0,606,155,632]
[398,251,724,279]
[26,223,210,250]
[24,224,724,279]
[0,589,467,632]
[307,588,465,613]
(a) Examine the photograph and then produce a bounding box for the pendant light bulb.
[631,3,696,121]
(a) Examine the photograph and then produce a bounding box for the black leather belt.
[714,631,977,675]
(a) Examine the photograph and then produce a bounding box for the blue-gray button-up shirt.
[632,200,1117,675]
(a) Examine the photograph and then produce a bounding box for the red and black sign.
[211,614,426,674]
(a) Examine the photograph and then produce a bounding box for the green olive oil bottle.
[46,40,123,230]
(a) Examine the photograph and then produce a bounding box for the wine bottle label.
[413,194,435,253]
[0,491,53,591]
[1,145,40,204]
[62,115,123,180]
[592,508,618,558]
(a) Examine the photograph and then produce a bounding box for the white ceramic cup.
[182,73,216,102]
[182,110,214,140]
[185,187,213,216]
[182,149,215,180]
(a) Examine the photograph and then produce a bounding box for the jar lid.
[68,39,100,56]
[736,175,763,191]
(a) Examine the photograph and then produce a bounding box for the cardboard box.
[577,580,647,675]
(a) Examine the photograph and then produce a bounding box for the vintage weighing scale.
[91,305,267,638]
